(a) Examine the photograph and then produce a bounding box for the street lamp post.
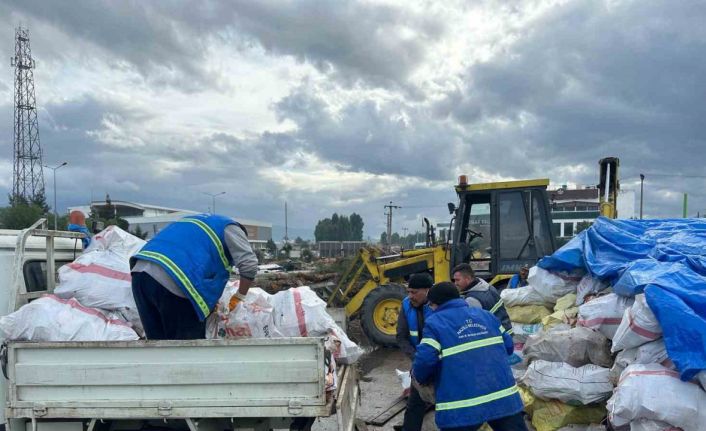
[43,162,68,230]
[639,174,645,220]
[203,191,226,214]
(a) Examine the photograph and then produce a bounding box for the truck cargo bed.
[4,338,339,420]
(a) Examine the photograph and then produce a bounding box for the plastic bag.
[209,283,282,339]
[577,293,634,339]
[555,293,578,311]
[609,339,670,384]
[532,399,607,431]
[607,364,706,430]
[576,274,610,305]
[522,360,612,405]
[511,322,543,343]
[519,385,535,416]
[507,305,553,324]
[396,369,411,392]
[269,286,363,364]
[528,267,583,303]
[84,224,146,256]
[523,326,613,368]
[0,295,139,341]
[501,285,548,306]
[629,419,683,431]
[611,294,662,353]
[54,225,145,334]
[542,307,579,329]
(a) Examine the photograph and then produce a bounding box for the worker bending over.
[396,273,434,431]
[452,263,512,332]
[413,282,527,431]
[130,213,258,339]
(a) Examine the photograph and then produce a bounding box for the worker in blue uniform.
[413,282,527,431]
[395,273,434,431]
[509,265,530,289]
[130,213,259,340]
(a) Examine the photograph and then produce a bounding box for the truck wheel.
[361,284,406,347]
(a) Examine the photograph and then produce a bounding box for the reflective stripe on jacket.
[131,214,239,320]
[412,298,523,428]
[402,297,432,346]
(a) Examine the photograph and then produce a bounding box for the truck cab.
[0,228,82,429]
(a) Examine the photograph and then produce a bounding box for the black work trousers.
[131,271,206,340]
[402,385,428,431]
[442,412,528,431]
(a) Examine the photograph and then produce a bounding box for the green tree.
[130,224,149,240]
[0,201,45,229]
[379,232,387,245]
[266,238,277,255]
[315,213,365,241]
[279,243,293,259]
[349,213,364,241]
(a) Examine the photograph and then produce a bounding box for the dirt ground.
[313,320,437,431]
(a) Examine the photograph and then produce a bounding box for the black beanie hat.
[408,273,433,290]
[427,281,460,306]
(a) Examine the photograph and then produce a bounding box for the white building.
[67,200,272,248]
[549,187,636,238]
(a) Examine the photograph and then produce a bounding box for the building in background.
[67,200,272,249]
[549,186,636,238]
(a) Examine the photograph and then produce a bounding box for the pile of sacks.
[206,282,363,365]
[206,282,364,394]
[503,266,706,431]
[0,226,145,342]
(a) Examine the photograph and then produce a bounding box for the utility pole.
[284,201,289,243]
[683,193,688,218]
[639,174,645,219]
[384,201,401,249]
[203,191,225,214]
[11,26,45,203]
[402,227,409,248]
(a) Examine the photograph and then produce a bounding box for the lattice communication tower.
[10,26,45,203]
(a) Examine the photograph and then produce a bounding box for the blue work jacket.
[413,298,523,428]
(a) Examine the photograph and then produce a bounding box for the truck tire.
[361,284,406,347]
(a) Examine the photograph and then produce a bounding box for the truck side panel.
[6,338,329,420]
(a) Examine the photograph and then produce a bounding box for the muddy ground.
[313,320,437,431]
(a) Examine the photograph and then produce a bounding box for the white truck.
[0,220,359,431]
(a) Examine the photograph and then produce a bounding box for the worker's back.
[415,299,523,428]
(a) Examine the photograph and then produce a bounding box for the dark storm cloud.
[274,84,461,180]
[3,0,444,89]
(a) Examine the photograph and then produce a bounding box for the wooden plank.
[365,395,407,426]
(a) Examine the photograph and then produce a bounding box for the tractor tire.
[361,284,407,347]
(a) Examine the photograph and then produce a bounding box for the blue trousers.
[131,271,206,340]
[442,412,528,431]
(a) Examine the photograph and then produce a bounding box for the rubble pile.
[505,217,706,431]
[256,271,338,293]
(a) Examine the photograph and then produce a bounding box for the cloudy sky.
[1,0,705,239]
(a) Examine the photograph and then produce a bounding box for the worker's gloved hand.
[228,291,247,312]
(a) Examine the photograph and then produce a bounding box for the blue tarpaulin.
[538,217,706,381]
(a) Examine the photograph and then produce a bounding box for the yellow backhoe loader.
[328,158,619,346]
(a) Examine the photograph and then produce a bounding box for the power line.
[640,173,706,179]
